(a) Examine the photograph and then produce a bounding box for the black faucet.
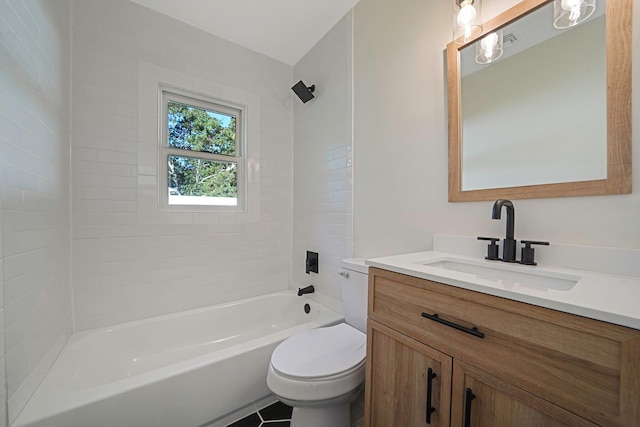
[492,199,517,262]
[298,285,315,296]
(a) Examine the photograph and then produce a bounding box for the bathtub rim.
[72,289,327,340]
[14,290,344,427]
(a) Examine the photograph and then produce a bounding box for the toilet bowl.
[266,259,369,427]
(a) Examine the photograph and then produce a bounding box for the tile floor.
[227,401,293,427]
[226,391,364,427]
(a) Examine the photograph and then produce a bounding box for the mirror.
[447,0,631,202]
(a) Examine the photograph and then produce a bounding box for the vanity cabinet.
[364,267,640,427]
[365,320,451,426]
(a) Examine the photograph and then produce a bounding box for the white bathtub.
[14,291,343,427]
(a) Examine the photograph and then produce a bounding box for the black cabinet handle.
[421,312,485,339]
[464,387,475,427]
[426,368,436,424]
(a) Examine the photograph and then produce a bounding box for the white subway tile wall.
[0,0,73,424]
[71,0,294,331]
[0,1,353,423]
[291,13,353,312]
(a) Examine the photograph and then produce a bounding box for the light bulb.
[561,0,582,23]
[457,4,477,27]
[561,0,582,11]
[480,33,498,60]
[480,32,498,49]
[553,0,594,29]
[453,0,482,44]
[475,31,503,64]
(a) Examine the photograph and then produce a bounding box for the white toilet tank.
[339,258,369,333]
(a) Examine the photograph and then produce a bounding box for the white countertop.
[366,251,640,330]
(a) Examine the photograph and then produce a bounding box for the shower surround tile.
[71,0,294,331]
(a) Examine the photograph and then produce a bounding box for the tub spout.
[297,285,315,296]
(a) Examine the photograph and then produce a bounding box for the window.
[160,89,245,210]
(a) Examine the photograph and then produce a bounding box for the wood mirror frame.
[447,0,631,202]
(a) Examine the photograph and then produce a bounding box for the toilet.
[267,258,369,427]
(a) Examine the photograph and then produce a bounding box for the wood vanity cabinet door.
[450,361,598,427]
[364,320,452,427]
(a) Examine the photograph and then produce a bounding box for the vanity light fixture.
[553,0,596,29]
[454,0,483,43]
[475,30,504,64]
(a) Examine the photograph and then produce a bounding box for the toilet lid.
[271,323,366,379]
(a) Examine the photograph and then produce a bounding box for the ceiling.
[130,0,360,65]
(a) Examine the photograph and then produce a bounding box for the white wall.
[0,1,73,424]
[292,13,353,312]
[71,0,294,330]
[353,0,640,258]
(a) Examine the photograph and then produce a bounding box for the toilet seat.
[267,323,367,403]
[270,323,366,380]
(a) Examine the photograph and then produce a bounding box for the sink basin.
[420,258,581,291]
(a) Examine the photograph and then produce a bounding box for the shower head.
[291,80,315,103]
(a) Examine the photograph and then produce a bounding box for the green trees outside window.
[167,101,238,198]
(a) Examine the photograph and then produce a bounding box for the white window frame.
[137,62,261,225]
[159,87,247,212]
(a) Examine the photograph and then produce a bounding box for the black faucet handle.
[521,240,549,246]
[520,240,549,266]
[478,236,500,261]
[478,236,499,242]
[306,251,318,274]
